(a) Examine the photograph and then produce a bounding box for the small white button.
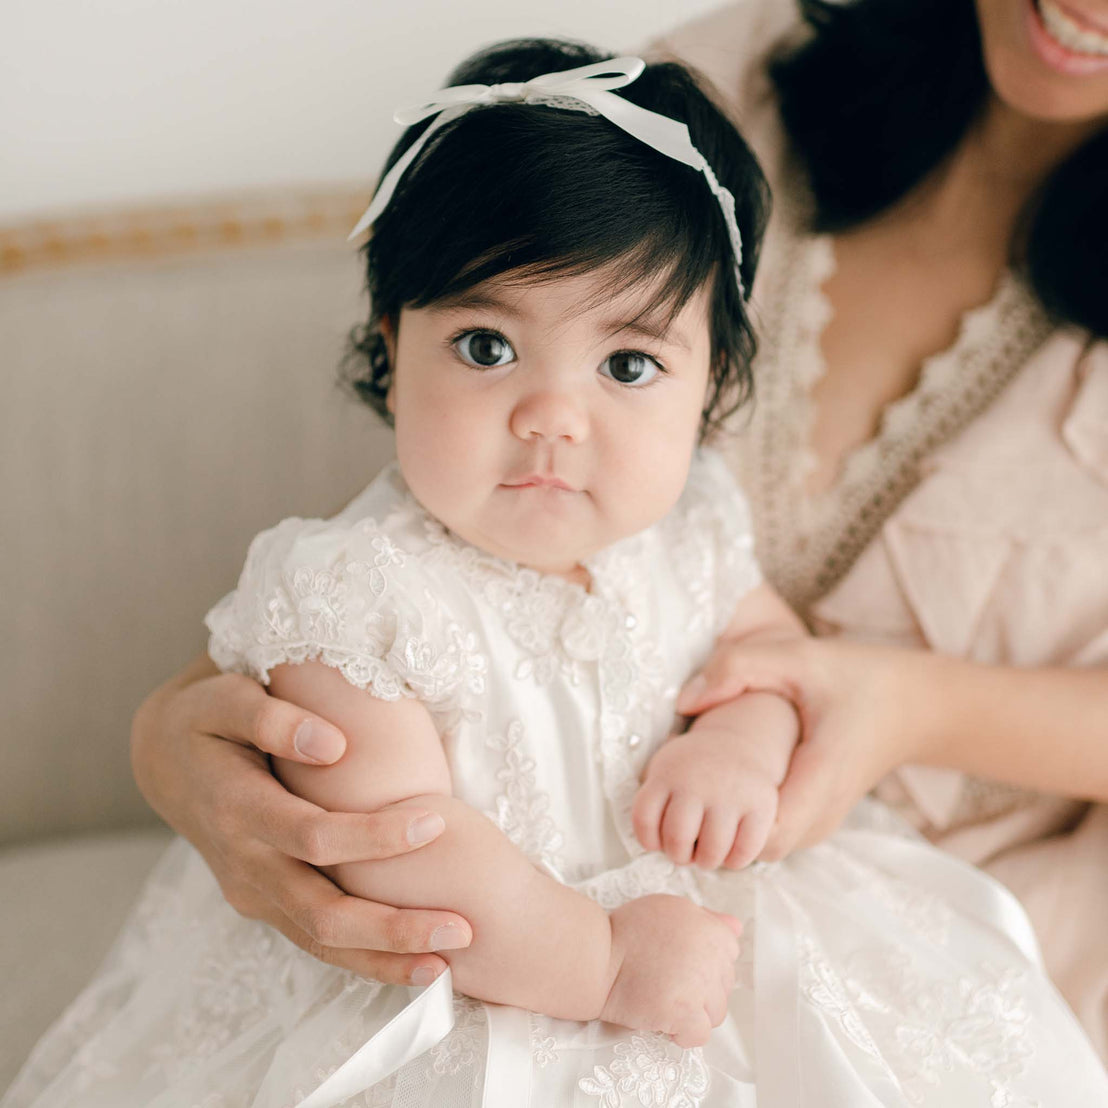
[625,614,637,630]
[627,733,642,749]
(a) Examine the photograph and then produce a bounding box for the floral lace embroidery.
[867,877,953,949]
[398,616,488,722]
[209,548,407,700]
[801,938,1038,1106]
[427,995,487,1078]
[210,524,490,728]
[420,515,616,688]
[579,1034,709,1108]
[485,719,566,877]
[529,1015,559,1069]
[146,922,298,1082]
[575,853,691,910]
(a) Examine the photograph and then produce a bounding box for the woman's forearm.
[328,795,615,1020]
[905,652,1108,801]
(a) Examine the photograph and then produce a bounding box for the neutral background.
[4,0,727,222]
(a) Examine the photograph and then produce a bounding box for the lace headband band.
[348,56,746,298]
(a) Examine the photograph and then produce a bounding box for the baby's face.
[386,267,712,583]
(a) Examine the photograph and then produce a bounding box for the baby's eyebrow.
[603,316,692,352]
[432,289,521,316]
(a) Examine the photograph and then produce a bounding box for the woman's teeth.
[1038,0,1108,56]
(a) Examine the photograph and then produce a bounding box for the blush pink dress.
[658,0,1108,1058]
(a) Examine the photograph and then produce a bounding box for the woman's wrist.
[887,647,982,770]
[842,641,950,772]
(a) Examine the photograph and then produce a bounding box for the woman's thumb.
[676,641,795,715]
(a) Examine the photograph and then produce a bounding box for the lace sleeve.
[205,514,453,705]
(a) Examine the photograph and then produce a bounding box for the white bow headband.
[349,55,746,297]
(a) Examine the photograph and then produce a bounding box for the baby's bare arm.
[269,661,740,1038]
[131,653,464,984]
[270,660,621,1020]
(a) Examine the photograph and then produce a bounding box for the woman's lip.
[1026,0,1108,75]
[1050,0,1108,35]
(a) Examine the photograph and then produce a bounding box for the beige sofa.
[0,191,397,1089]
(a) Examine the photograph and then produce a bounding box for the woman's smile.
[1028,0,1108,75]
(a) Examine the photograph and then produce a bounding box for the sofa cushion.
[0,827,173,1090]
[1,225,394,845]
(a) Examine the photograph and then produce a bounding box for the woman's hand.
[130,655,473,986]
[676,637,924,860]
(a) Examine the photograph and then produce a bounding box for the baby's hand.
[632,726,781,870]
[601,895,741,1048]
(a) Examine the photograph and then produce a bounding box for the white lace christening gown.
[6,452,1106,1108]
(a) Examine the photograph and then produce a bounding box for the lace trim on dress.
[484,719,567,879]
[724,197,1053,616]
[800,939,1038,1107]
[579,1034,710,1108]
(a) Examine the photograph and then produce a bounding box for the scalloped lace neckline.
[794,233,1026,518]
[725,214,1052,613]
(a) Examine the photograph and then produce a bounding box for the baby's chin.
[471,530,598,582]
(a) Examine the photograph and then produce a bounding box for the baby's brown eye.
[601,351,661,386]
[454,331,514,368]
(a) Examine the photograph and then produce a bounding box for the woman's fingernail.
[676,675,706,712]
[407,813,446,845]
[430,924,470,951]
[410,965,439,987]
[293,720,344,763]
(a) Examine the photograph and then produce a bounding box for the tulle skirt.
[5,804,1106,1108]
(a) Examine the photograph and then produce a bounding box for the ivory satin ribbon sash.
[292,831,1045,1107]
[292,970,532,1108]
[292,971,456,1108]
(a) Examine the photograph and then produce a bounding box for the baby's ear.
[379,315,397,360]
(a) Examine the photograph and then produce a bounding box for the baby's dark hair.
[345,38,770,437]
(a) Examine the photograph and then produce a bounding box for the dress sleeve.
[205,515,464,709]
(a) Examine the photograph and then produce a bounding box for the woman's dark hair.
[346,38,770,435]
[770,0,1108,337]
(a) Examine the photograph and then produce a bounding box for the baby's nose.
[508,387,588,443]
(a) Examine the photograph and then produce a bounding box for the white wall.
[3,0,726,221]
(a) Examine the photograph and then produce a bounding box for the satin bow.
[348,55,744,295]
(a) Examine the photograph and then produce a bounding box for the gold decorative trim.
[0,186,371,276]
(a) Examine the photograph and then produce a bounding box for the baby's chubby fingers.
[671,1011,713,1050]
[692,806,740,870]
[704,984,730,1028]
[660,795,703,865]
[723,802,776,870]
[630,782,668,852]
[704,908,744,946]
